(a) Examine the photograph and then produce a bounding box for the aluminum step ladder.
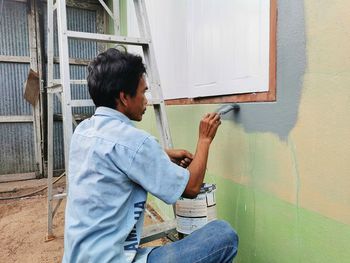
[46,0,176,242]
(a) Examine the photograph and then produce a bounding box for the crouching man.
[63,48,238,263]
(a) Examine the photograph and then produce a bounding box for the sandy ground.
[0,177,168,263]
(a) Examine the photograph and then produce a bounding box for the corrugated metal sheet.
[0,1,35,175]
[0,123,36,174]
[50,7,99,59]
[53,122,64,170]
[0,2,100,175]
[0,63,32,115]
[66,7,98,60]
[53,64,95,115]
[0,1,29,56]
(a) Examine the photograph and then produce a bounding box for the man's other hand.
[165,149,193,168]
[199,113,221,143]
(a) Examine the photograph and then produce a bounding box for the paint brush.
[216,104,240,116]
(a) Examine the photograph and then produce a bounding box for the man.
[63,48,238,263]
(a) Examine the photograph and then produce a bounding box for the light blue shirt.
[63,107,190,263]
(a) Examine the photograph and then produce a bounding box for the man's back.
[63,107,189,263]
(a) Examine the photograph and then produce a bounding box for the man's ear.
[119,91,129,107]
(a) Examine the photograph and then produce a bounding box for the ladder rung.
[53,79,87,85]
[53,193,67,200]
[67,31,151,46]
[141,219,177,244]
[70,99,95,107]
[147,98,163,105]
[70,80,87,85]
[47,83,62,93]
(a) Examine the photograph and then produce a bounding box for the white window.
[127,0,275,102]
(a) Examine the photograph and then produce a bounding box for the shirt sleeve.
[126,136,190,204]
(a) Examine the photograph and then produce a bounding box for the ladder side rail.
[56,0,74,176]
[133,0,177,222]
[133,0,173,149]
[47,0,55,97]
[46,0,55,239]
[97,0,118,25]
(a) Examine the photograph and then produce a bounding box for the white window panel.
[127,0,271,100]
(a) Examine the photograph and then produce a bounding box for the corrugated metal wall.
[0,63,34,174]
[0,1,29,57]
[0,1,36,174]
[0,1,100,176]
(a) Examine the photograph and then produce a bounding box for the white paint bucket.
[176,183,217,235]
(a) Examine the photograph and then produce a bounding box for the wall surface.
[138,0,350,262]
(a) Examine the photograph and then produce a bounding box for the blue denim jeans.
[146,220,238,263]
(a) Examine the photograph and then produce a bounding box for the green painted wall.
[117,0,350,262]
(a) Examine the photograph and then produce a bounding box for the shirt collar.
[94,106,133,125]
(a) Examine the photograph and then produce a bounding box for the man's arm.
[182,113,221,198]
[165,149,193,168]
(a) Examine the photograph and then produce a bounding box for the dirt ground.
[0,177,168,263]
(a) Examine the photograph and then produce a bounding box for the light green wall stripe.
[147,172,350,263]
[215,176,350,263]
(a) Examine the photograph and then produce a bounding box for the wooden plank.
[38,0,103,10]
[10,0,27,3]
[165,92,273,105]
[0,55,31,63]
[0,172,36,183]
[66,0,102,10]
[24,69,40,106]
[53,57,90,66]
[268,0,277,102]
[0,115,33,123]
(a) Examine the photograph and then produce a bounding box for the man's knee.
[209,220,239,247]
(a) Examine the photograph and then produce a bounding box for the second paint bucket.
[176,183,217,235]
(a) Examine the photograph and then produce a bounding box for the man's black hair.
[87,47,146,108]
